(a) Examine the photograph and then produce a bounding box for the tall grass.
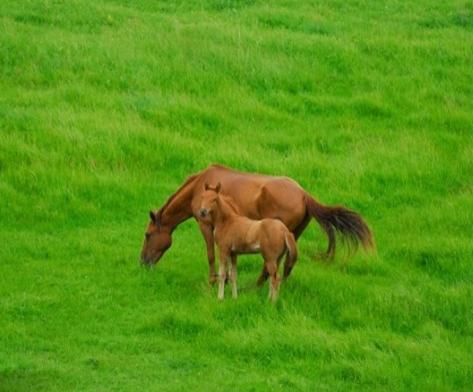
[1,0,472,390]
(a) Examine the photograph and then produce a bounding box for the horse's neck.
[159,176,196,229]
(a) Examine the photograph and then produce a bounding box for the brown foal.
[199,183,297,301]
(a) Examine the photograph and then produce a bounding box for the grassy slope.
[1,0,473,390]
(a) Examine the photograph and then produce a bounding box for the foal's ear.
[149,211,156,222]
[204,182,209,191]
[215,182,221,193]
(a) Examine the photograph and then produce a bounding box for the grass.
[1,0,473,390]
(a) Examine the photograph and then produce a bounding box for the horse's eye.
[145,233,151,240]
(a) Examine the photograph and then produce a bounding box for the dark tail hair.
[305,193,374,259]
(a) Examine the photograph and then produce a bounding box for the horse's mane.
[156,173,198,222]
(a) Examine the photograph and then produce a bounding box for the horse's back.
[255,179,306,230]
[198,165,307,230]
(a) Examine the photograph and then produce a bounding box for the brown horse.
[141,164,373,284]
[199,183,298,301]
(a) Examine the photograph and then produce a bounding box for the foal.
[199,183,298,301]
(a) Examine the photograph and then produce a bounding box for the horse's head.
[198,182,221,221]
[141,211,172,266]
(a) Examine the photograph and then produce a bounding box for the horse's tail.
[283,231,298,279]
[304,193,374,259]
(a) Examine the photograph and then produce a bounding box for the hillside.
[1,0,472,390]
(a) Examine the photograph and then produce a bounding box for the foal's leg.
[218,250,230,300]
[265,258,280,302]
[230,254,238,299]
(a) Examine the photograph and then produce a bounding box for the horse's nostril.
[199,209,207,218]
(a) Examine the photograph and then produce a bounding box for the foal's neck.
[214,195,238,226]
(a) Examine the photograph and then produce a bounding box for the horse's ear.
[204,182,209,191]
[216,182,221,193]
[149,211,156,222]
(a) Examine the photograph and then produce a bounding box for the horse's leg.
[218,249,230,300]
[198,221,217,284]
[256,265,269,287]
[283,252,296,280]
[230,254,238,299]
[293,214,310,240]
[294,213,336,261]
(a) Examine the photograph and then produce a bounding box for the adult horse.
[141,164,373,283]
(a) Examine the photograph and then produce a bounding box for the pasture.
[1,0,472,390]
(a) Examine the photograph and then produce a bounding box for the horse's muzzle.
[141,249,164,266]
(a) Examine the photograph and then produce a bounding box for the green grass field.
[1,0,473,390]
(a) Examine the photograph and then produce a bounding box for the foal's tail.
[283,232,298,279]
[304,193,374,259]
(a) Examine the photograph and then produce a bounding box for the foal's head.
[198,182,221,221]
[140,211,172,266]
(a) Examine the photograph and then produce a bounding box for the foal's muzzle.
[199,208,208,218]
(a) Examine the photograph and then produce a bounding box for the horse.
[141,164,373,284]
[199,183,298,301]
